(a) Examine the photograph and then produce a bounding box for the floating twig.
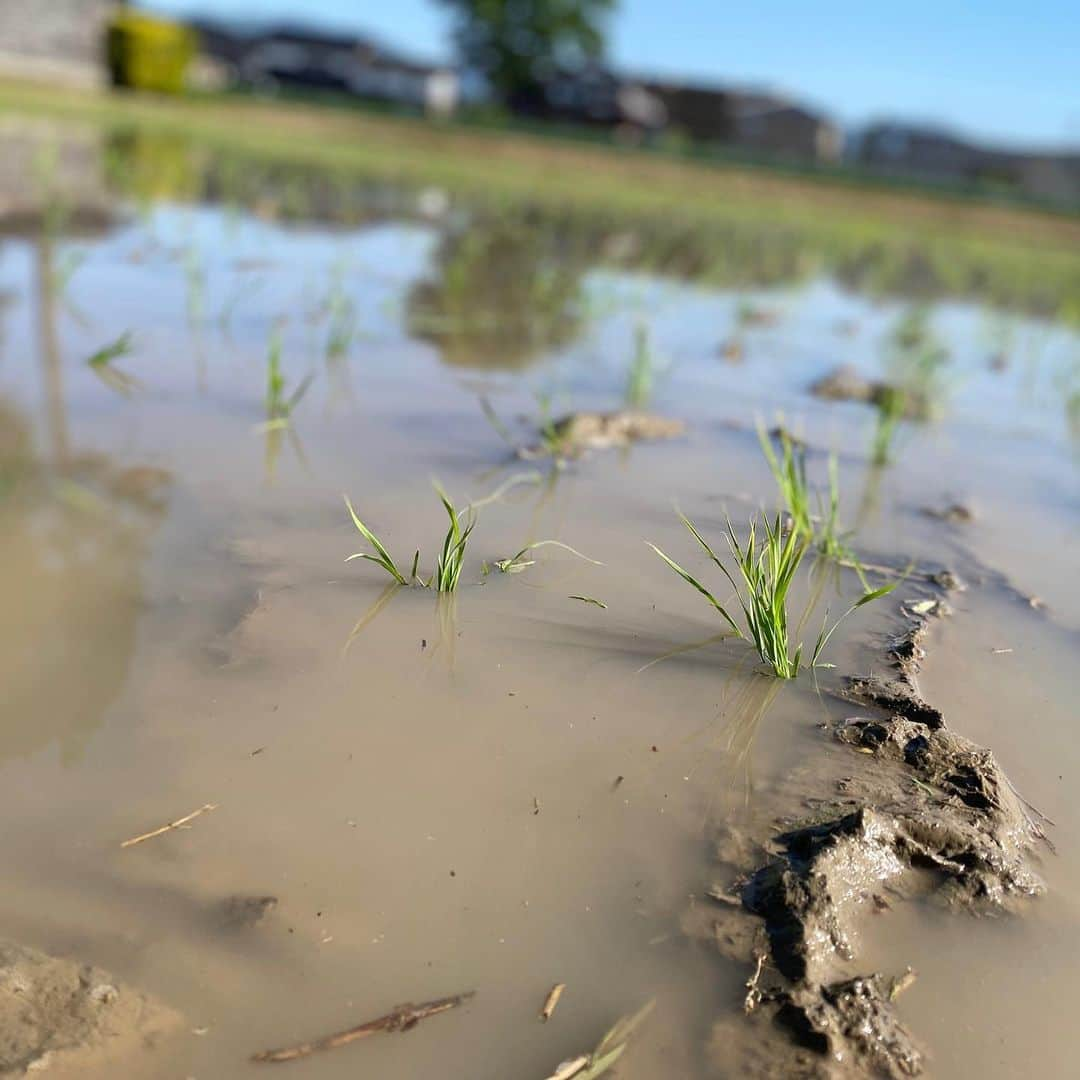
[540,983,566,1022]
[251,991,475,1064]
[120,803,218,848]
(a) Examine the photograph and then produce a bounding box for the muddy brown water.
[1,134,1079,1078]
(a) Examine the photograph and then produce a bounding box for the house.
[728,94,842,163]
[0,0,114,88]
[189,20,461,117]
[639,80,840,163]
[853,122,989,182]
[507,66,666,135]
[853,122,1080,206]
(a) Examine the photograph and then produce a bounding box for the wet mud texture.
[0,939,180,1077]
[703,592,1045,1078]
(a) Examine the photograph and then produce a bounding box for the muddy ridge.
[703,584,1046,1077]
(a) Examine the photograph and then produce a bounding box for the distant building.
[638,80,840,163]
[190,20,461,117]
[0,0,114,88]
[728,95,842,163]
[853,122,988,182]
[853,121,1080,206]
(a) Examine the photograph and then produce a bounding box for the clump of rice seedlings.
[648,513,895,678]
[343,484,477,594]
[265,326,313,423]
[624,321,655,408]
[430,484,476,593]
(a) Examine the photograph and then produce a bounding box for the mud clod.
[0,939,180,1076]
[809,366,928,419]
[776,975,923,1078]
[704,593,1044,1076]
[525,410,685,457]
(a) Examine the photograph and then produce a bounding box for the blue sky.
[144,0,1080,148]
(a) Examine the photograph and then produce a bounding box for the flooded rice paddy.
[1,119,1079,1078]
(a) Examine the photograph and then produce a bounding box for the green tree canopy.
[437,0,617,102]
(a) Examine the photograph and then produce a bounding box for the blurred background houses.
[0,0,1075,206]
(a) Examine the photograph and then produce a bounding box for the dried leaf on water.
[539,983,566,1022]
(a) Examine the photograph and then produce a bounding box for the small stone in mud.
[219,894,278,929]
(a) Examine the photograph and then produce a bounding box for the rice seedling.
[757,424,854,561]
[815,454,852,561]
[343,484,476,594]
[478,392,571,461]
[183,245,206,327]
[86,332,138,395]
[542,999,654,1080]
[648,512,895,678]
[757,424,811,541]
[265,326,313,423]
[871,385,906,465]
[344,497,414,586]
[86,332,134,369]
[624,321,655,408]
[324,268,359,361]
[492,539,601,574]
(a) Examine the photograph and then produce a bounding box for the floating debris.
[251,990,475,1064]
[120,803,218,849]
[539,983,565,1022]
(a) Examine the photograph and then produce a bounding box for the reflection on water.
[3,124,1074,326]
[0,240,170,765]
[407,213,588,369]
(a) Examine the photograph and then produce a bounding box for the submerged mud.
[700,586,1046,1077]
[0,939,180,1077]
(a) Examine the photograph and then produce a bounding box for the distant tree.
[437,0,617,103]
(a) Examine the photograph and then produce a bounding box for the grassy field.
[2,78,1079,320]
